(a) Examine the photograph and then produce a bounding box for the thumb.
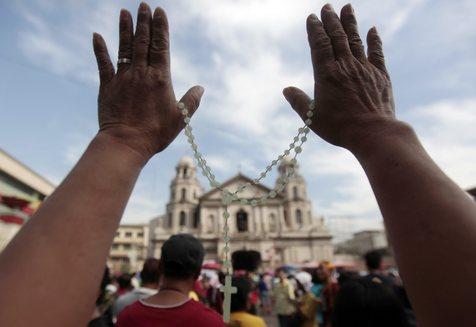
[283,86,312,122]
[179,85,205,118]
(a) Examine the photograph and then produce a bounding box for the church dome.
[178,156,195,167]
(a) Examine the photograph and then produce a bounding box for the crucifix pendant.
[220,274,237,323]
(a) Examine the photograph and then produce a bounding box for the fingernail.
[197,86,205,96]
[323,3,334,11]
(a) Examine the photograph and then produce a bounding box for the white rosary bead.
[295,146,302,153]
[178,102,185,109]
[182,109,188,115]
[305,119,312,125]
[306,111,314,117]
[184,117,190,124]
[301,136,307,142]
[289,143,295,149]
[294,136,299,142]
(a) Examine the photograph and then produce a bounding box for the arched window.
[179,211,187,227]
[193,208,200,228]
[183,167,188,177]
[269,214,277,232]
[181,188,186,201]
[293,186,299,200]
[236,210,248,232]
[296,209,303,227]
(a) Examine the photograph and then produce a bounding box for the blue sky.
[1,0,475,241]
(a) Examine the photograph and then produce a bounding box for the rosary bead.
[309,100,315,110]
[304,127,310,134]
[260,172,266,178]
[295,146,302,153]
[284,150,290,155]
[272,160,277,165]
[294,136,299,142]
[299,127,305,133]
[306,111,314,117]
[178,102,185,109]
[184,117,190,124]
[181,109,188,115]
[301,136,307,142]
[305,119,312,125]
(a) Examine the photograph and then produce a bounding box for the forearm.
[352,122,476,326]
[0,133,146,327]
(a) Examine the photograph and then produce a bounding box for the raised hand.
[284,4,399,152]
[93,3,203,161]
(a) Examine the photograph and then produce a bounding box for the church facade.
[147,157,333,266]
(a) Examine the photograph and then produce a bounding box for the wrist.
[92,132,150,169]
[347,119,417,161]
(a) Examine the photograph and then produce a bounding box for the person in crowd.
[116,234,224,326]
[89,267,115,327]
[295,272,320,327]
[272,268,296,327]
[363,250,393,286]
[317,264,338,327]
[116,273,134,297]
[113,258,160,317]
[1,3,476,327]
[311,270,325,326]
[230,276,267,327]
[258,274,271,314]
[332,278,410,327]
[202,274,223,314]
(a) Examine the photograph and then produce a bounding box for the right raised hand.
[93,3,204,162]
[284,4,401,152]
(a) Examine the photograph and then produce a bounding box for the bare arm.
[0,4,203,327]
[284,3,476,326]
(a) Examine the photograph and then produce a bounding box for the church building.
[148,157,333,267]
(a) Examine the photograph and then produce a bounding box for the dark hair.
[96,266,111,306]
[117,273,132,289]
[332,278,409,327]
[140,258,160,285]
[364,250,383,270]
[337,270,360,286]
[160,234,204,280]
[231,250,262,272]
[230,276,251,312]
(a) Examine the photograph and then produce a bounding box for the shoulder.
[188,300,225,326]
[116,301,143,326]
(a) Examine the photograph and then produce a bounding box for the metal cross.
[220,274,237,323]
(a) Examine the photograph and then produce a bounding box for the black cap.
[160,234,205,279]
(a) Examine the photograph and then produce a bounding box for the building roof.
[199,172,282,200]
[0,148,55,196]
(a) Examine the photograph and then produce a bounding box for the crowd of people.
[88,233,417,327]
[1,2,475,327]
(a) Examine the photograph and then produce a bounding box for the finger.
[340,4,366,62]
[283,87,312,123]
[133,2,152,67]
[307,14,334,79]
[118,9,133,73]
[367,27,387,72]
[179,85,205,121]
[320,4,352,59]
[93,33,115,85]
[150,7,170,70]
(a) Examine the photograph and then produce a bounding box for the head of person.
[140,258,160,288]
[117,273,132,290]
[159,234,205,290]
[332,278,409,327]
[276,268,287,280]
[201,275,211,289]
[230,276,251,313]
[317,264,330,283]
[364,250,384,272]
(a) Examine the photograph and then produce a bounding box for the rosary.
[177,99,315,322]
